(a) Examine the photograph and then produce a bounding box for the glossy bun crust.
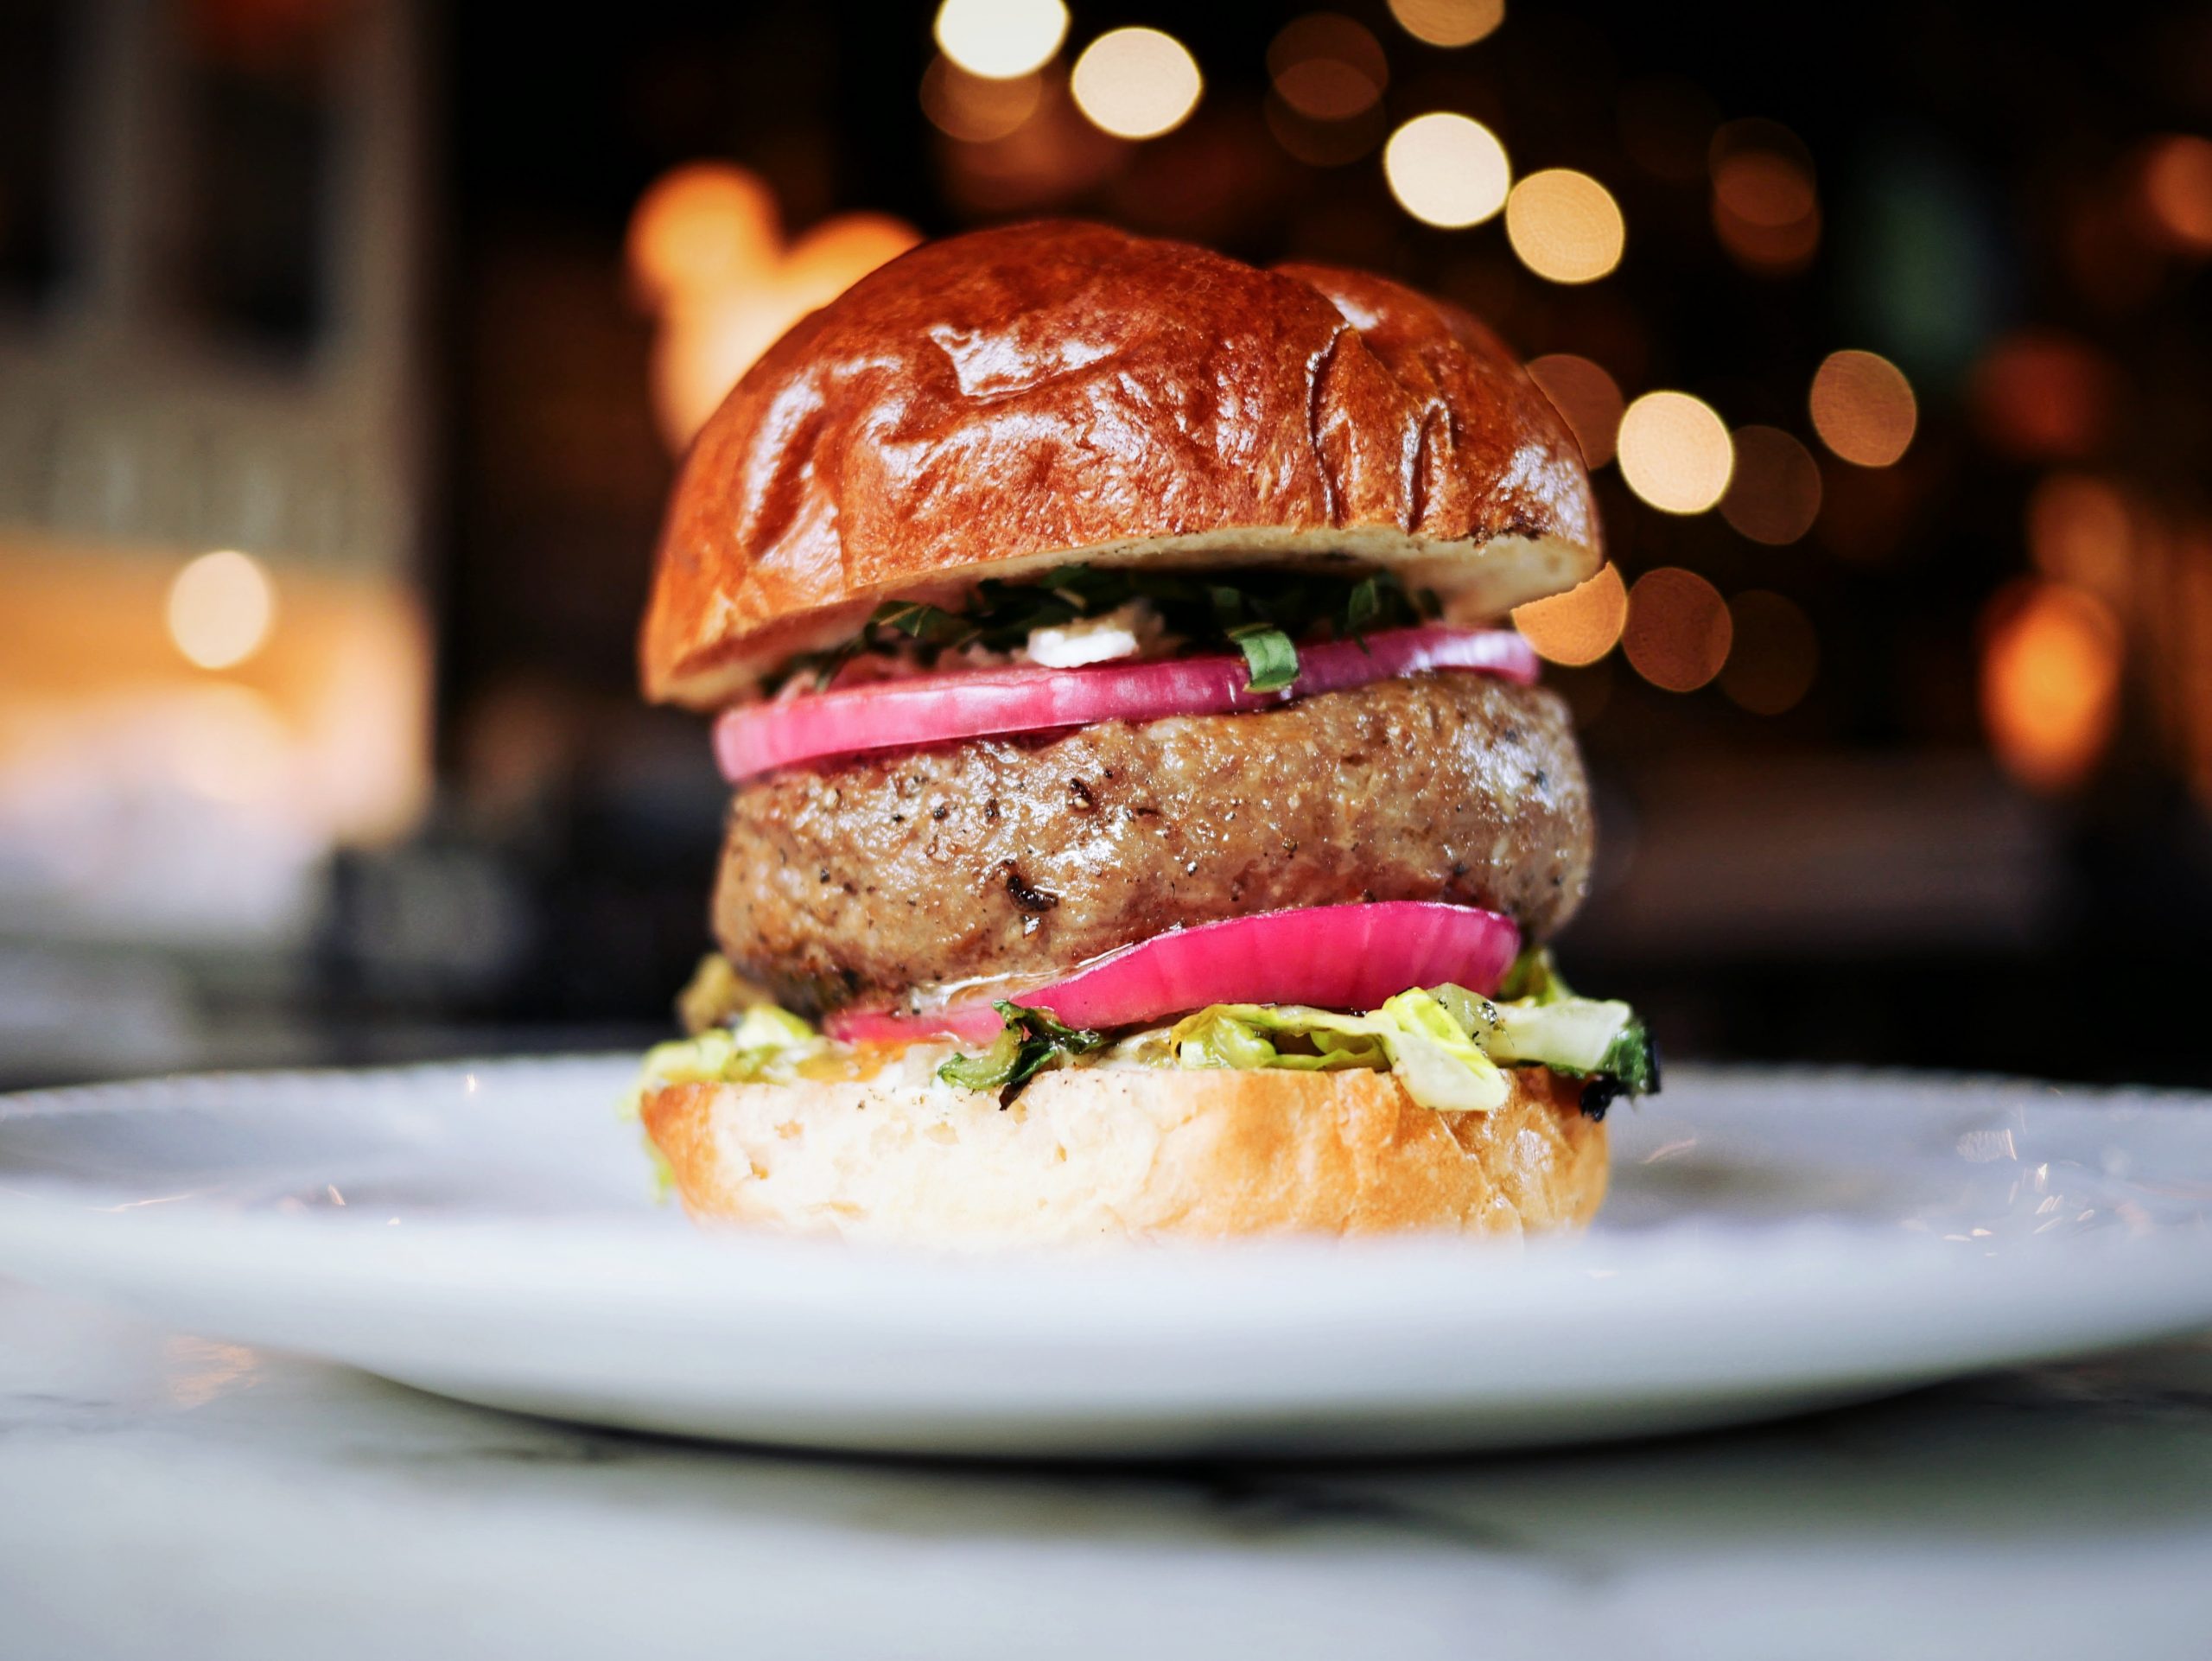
[640,1063,1608,1247]
[641,220,1601,707]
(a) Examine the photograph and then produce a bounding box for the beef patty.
[715,671,1593,1015]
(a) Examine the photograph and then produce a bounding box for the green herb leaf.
[871,600,968,645]
[769,563,1442,693]
[1229,623,1300,692]
[1594,1017,1662,1096]
[1001,1000,1104,1048]
[936,1025,1023,1091]
[936,1000,1108,1098]
[1343,575,1382,644]
[1497,946,1574,1004]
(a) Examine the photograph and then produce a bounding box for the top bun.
[641,220,1600,708]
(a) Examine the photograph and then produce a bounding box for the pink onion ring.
[824,901,1522,1047]
[716,626,1537,782]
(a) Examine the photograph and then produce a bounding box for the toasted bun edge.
[640,1062,1607,1247]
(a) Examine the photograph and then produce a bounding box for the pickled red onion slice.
[716,626,1537,782]
[824,901,1522,1047]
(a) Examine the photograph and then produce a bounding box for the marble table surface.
[3,1282,2209,1659]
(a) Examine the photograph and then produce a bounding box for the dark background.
[5,0,2211,1086]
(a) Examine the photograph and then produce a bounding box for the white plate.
[2,1059,2209,1456]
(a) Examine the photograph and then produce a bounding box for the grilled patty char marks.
[715,671,1593,1015]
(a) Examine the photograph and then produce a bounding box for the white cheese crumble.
[1024,601,1162,669]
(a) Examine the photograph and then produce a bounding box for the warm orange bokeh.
[921,57,1046,143]
[1713,150,1815,226]
[1719,425,1823,545]
[1387,0,1504,48]
[1808,350,1916,468]
[2026,474,2133,608]
[1,537,430,846]
[629,166,919,451]
[1709,121,1819,274]
[2138,133,2212,255]
[1624,567,1732,690]
[1267,14,1387,121]
[1968,331,2117,461]
[1506,169,1626,284]
[1511,563,1629,666]
[624,163,781,314]
[1980,578,2125,792]
[1618,392,1733,514]
[1719,589,1819,715]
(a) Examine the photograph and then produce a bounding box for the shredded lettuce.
[1483,951,1661,1098]
[621,1002,824,1119]
[626,951,1655,1139]
[1169,990,1510,1112]
[620,1003,826,1202]
[1164,951,1658,1114]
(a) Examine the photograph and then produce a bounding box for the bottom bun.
[640,1064,1607,1247]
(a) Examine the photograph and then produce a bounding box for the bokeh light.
[2026,474,2133,606]
[1266,95,1387,168]
[1511,563,1628,665]
[1268,15,1387,120]
[624,163,779,310]
[1623,568,1732,691]
[933,67,1124,214]
[1719,425,1823,545]
[1968,331,2117,461]
[168,550,276,671]
[1719,590,1819,714]
[1387,0,1505,48]
[172,684,291,808]
[2138,134,2212,255]
[1071,28,1203,141]
[1709,120,1819,274]
[1981,329,2114,464]
[1808,349,1916,468]
[1713,130,1815,224]
[1272,59,1377,121]
[932,0,1068,81]
[1980,579,2125,792]
[640,196,919,451]
[1617,391,1733,514]
[1383,113,1510,228]
[921,57,1045,143]
[1525,353,1623,468]
[781,214,921,299]
[1503,169,1625,284]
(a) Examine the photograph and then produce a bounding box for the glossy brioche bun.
[640,1063,1606,1247]
[641,220,1601,708]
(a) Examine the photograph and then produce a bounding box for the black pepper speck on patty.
[715,671,1593,1015]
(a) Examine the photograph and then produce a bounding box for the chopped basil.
[776,564,1440,695]
[871,600,966,645]
[1227,622,1299,692]
[938,1001,1108,1100]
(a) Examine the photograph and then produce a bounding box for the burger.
[627,220,1656,1247]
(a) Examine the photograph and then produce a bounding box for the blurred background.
[3,0,2210,1090]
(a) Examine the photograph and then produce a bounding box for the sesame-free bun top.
[641,220,1601,708]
